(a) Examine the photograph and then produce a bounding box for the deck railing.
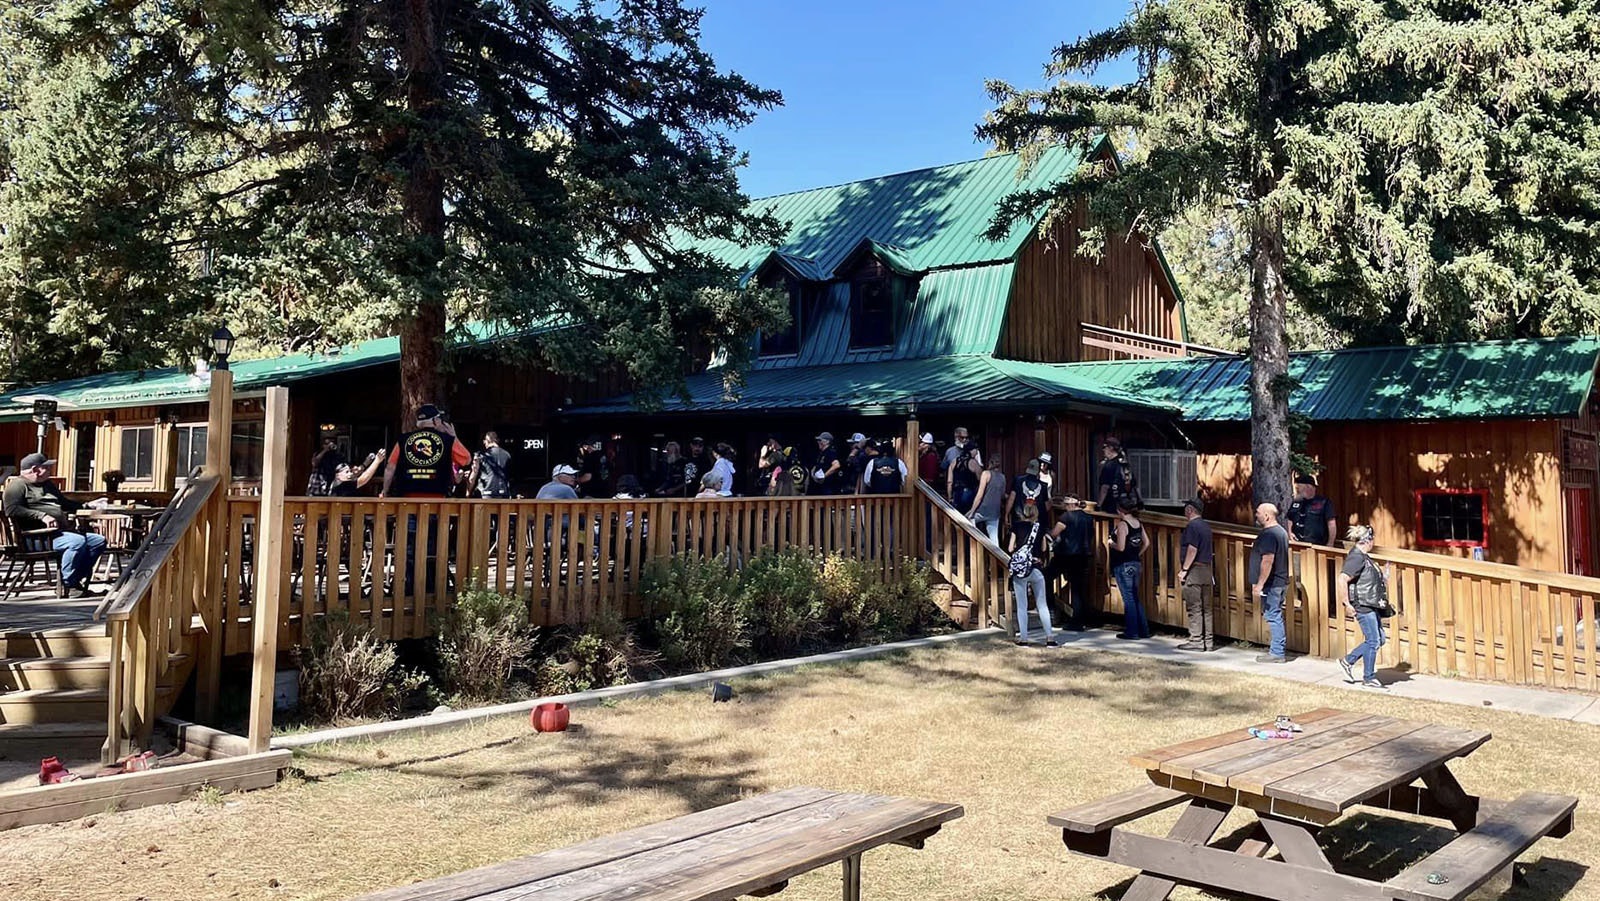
[1106,511,1600,690]
[914,482,1011,629]
[214,493,915,653]
[94,469,221,759]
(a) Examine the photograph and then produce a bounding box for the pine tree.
[981,0,1600,508]
[8,0,786,413]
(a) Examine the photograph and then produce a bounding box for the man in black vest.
[1046,491,1095,631]
[1287,474,1338,546]
[381,405,470,499]
[380,405,471,594]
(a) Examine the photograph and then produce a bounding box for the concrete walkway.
[1040,626,1600,725]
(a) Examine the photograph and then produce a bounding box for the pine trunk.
[399,0,447,426]
[1247,207,1292,512]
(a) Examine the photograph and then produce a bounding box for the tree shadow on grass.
[294,731,764,814]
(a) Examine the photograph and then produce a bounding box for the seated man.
[3,453,105,597]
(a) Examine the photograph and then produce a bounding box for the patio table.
[1050,708,1577,901]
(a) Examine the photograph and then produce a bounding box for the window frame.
[1413,488,1490,549]
[231,420,266,481]
[119,426,157,482]
[174,422,209,483]
[848,274,896,350]
[758,272,805,358]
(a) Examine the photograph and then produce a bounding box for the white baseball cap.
[849,432,867,443]
[552,464,579,477]
[919,433,934,444]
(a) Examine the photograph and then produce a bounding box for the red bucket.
[530,702,570,733]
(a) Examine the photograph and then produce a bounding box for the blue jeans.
[1114,561,1149,638]
[971,514,999,545]
[1262,584,1287,658]
[53,531,106,587]
[1344,610,1387,680]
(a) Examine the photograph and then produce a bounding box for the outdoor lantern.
[211,325,236,370]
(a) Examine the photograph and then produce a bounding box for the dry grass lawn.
[1,637,1596,901]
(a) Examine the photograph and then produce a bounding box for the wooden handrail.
[914,481,1009,561]
[96,470,219,622]
[1122,508,1600,594]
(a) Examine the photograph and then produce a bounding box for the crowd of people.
[302,405,1389,685]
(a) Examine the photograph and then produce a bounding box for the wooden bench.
[1385,791,1579,901]
[351,786,963,901]
[1049,784,1188,834]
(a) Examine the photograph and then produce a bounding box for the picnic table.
[1050,708,1577,901]
[352,786,962,901]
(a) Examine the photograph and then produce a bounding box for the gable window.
[1415,489,1488,548]
[759,274,805,357]
[849,276,895,349]
[119,427,156,481]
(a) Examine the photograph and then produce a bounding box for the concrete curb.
[273,628,1003,750]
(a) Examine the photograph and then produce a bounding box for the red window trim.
[1413,488,1490,549]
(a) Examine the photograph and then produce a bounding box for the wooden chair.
[0,515,65,601]
[92,514,141,582]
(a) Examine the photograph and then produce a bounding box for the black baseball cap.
[20,453,54,470]
[416,404,441,420]
[1295,474,1317,486]
[1184,497,1205,515]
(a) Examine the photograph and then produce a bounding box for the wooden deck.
[0,585,100,634]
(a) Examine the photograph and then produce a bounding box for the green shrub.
[872,560,944,637]
[536,611,658,695]
[642,552,748,669]
[818,552,879,642]
[739,548,824,655]
[434,584,537,701]
[296,613,427,723]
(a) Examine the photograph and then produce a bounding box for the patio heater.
[30,397,58,455]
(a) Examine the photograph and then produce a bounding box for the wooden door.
[1564,485,1595,575]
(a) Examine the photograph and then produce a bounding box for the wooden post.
[195,369,234,721]
[904,417,922,569]
[246,387,289,754]
[157,421,180,492]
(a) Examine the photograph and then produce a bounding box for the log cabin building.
[2,140,1597,574]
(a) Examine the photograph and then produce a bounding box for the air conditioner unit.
[1123,449,1198,509]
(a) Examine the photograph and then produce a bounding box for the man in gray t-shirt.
[1177,498,1215,651]
[536,464,580,500]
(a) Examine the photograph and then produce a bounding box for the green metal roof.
[755,261,1015,370]
[691,142,1098,279]
[569,353,1179,417]
[0,321,542,419]
[1066,337,1600,422]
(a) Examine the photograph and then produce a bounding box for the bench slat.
[1385,792,1578,901]
[354,789,962,901]
[1048,785,1188,833]
[352,787,839,901]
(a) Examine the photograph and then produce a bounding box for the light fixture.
[211,325,236,370]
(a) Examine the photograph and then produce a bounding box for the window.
[759,275,805,357]
[232,421,265,480]
[119,427,155,481]
[849,277,895,349]
[1415,489,1489,548]
[175,424,208,481]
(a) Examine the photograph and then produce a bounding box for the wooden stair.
[0,624,194,734]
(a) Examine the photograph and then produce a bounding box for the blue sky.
[695,0,1136,199]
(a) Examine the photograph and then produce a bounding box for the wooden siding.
[999,199,1184,363]
[1190,419,1570,572]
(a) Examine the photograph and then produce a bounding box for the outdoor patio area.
[0,637,1593,901]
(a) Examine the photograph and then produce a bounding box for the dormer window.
[758,272,806,357]
[849,275,894,349]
